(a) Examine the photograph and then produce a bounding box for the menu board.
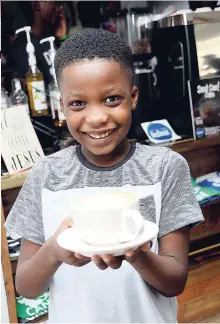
[188,77,220,139]
[1,106,44,175]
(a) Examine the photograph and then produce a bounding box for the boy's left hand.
[75,241,152,270]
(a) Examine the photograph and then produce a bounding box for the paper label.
[31,81,48,111]
[141,119,181,144]
[1,106,45,175]
[50,89,65,121]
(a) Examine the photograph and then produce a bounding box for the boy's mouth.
[82,128,116,139]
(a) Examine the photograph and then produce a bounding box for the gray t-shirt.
[5,143,204,323]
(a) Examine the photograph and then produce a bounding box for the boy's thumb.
[60,217,73,230]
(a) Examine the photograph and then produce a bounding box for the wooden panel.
[1,188,21,219]
[177,259,220,323]
[171,136,220,154]
[190,204,220,241]
[1,203,18,324]
[181,146,220,178]
[1,170,29,191]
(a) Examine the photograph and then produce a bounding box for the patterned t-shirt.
[5,143,204,323]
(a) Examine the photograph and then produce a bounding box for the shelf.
[170,135,220,154]
[25,313,48,323]
[1,169,30,191]
[200,197,220,208]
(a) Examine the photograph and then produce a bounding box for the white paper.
[1,106,45,175]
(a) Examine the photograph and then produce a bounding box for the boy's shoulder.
[134,143,187,179]
[42,145,78,166]
[33,146,79,179]
[45,145,76,160]
[135,142,183,164]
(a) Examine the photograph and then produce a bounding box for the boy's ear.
[131,86,139,111]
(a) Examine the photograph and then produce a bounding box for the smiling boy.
[5,29,204,323]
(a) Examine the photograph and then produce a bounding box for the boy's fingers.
[124,249,137,263]
[141,241,152,251]
[101,255,123,269]
[60,218,73,230]
[74,253,91,261]
[92,255,108,270]
[56,218,73,235]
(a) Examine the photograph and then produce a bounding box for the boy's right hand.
[47,218,91,267]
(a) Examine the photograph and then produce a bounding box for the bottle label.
[50,89,66,121]
[49,90,58,119]
[31,81,48,111]
[58,107,66,121]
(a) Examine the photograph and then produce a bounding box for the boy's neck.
[81,138,131,168]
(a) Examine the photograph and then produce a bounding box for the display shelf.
[1,169,30,191]
[200,197,220,208]
[169,135,220,154]
[24,313,48,323]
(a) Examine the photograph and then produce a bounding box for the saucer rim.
[57,220,159,255]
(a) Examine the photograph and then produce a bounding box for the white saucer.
[57,220,159,257]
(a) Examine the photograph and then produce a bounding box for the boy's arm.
[16,219,90,299]
[126,226,189,297]
[16,239,61,299]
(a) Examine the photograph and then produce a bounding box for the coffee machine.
[116,9,220,140]
[116,8,159,139]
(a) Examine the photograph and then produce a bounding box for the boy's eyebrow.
[104,87,126,96]
[64,87,126,99]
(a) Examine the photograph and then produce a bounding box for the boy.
[5,29,204,323]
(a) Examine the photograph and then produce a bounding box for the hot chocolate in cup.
[71,191,144,246]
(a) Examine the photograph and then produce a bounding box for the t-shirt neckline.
[76,142,136,171]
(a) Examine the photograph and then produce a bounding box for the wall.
[148,1,190,13]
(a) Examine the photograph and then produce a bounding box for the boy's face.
[60,60,138,156]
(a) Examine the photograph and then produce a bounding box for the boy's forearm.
[131,250,188,297]
[16,242,62,299]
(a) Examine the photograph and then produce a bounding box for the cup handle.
[120,210,144,243]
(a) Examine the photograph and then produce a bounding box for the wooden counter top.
[1,169,29,191]
[170,135,220,154]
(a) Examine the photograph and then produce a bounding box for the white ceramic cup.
[71,191,144,246]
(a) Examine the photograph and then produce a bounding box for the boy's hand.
[124,241,152,263]
[48,218,91,267]
[75,241,152,270]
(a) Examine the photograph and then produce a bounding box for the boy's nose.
[85,110,109,127]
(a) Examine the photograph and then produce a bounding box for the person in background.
[5,29,204,322]
[6,1,68,85]
[77,1,102,29]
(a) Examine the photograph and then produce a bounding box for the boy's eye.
[105,96,123,104]
[70,101,85,107]
[69,100,86,110]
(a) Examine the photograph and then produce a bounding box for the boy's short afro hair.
[54,28,133,83]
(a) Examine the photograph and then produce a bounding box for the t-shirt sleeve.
[159,149,204,238]
[4,160,45,245]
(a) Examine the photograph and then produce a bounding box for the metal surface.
[194,21,220,79]
[158,11,220,27]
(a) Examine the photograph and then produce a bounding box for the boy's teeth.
[87,130,113,139]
